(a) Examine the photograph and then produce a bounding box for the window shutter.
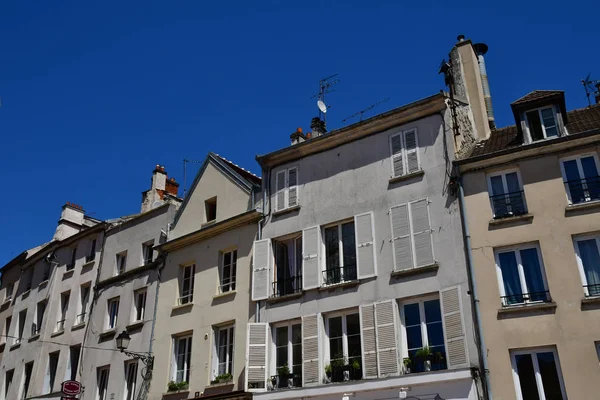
[288,167,298,207]
[404,129,419,173]
[355,212,376,279]
[302,314,321,385]
[359,304,378,379]
[374,300,399,377]
[245,323,268,391]
[251,239,271,301]
[302,226,320,290]
[410,199,434,267]
[390,204,413,271]
[275,171,286,211]
[440,286,469,368]
[390,134,404,177]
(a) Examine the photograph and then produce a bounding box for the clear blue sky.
[1,0,598,265]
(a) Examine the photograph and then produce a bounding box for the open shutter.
[359,304,378,379]
[375,300,399,377]
[288,167,298,207]
[275,170,286,211]
[440,286,469,368]
[302,226,320,290]
[410,199,434,267]
[252,239,271,301]
[302,314,321,385]
[404,129,420,173]
[355,212,376,278]
[390,133,404,177]
[390,204,413,271]
[245,323,268,391]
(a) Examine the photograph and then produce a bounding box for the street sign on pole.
[61,380,82,396]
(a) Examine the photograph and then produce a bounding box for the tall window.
[561,154,600,204]
[488,171,526,218]
[216,325,234,377]
[3,317,11,346]
[21,362,33,400]
[274,323,302,385]
[124,361,138,400]
[273,236,302,297]
[107,297,119,330]
[323,222,357,285]
[87,238,97,263]
[205,197,217,222]
[173,336,192,383]
[68,345,81,381]
[45,351,59,393]
[401,298,447,372]
[16,310,26,344]
[510,348,566,400]
[23,268,33,292]
[390,128,420,178]
[220,250,237,293]
[57,291,70,332]
[275,167,299,211]
[33,301,46,336]
[5,283,14,301]
[495,245,549,306]
[525,107,558,141]
[574,236,600,297]
[142,241,154,265]
[67,247,77,271]
[4,369,14,399]
[96,367,110,400]
[179,264,195,305]
[326,312,361,382]
[115,252,127,275]
[77,285,90,325]
[133,289,147,322]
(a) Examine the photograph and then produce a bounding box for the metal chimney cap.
[473,43,489,56]
[457,34,465,42]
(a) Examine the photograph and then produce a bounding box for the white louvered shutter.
[251,239,271,301]
[374,300,399,377]
[390,133,404,177]
[359,304,378,379]
[302,226,320,290]
[440,286,469,368]
[404,129,420,173]
[302,314,321,385]
[275,170,286,211]
[355,212,376,279]
[288,167,298,207]
[410,199,434,267]
[245,323,268,391]
[390,204,413,271]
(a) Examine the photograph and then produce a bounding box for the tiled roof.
[214,154,262,186]
[511,90,564,106]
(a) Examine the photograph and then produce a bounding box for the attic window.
[525,107,558,141]
[205,197,217,223]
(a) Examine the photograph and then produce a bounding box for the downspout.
[255,166,271,323]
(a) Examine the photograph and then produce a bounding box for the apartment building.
[149,153,261,400]
[245,91,482,400]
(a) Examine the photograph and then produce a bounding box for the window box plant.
[167,381,189,392]
[403,357,412,374]
[210,373,233,385]
[415,346,433,372]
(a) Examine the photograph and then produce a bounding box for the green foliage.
[415,346,432,358]
[351,359,361,370]
[211,373,233,384]
[403,357,412,367]
[434,352,445,362]
[277,363,291,376]
[167,381,189,391]
[325,364,332,374]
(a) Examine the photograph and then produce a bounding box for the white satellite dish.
[317,100,327,113]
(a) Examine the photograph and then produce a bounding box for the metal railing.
[76,312,87,325]
[501,290,551,306]
[272,275,302,298]
[565,176,600,204]
[584,283,600,297]
[31,323,40,336]
[490,191,527,219]
[178,293,194,305]
[270,373,302,389]
[56,319,66,332]
[322,265,357,286]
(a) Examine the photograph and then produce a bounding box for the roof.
[511,90,564,106]
[213,153,261,186]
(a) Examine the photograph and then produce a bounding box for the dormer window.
[525,106,558,141]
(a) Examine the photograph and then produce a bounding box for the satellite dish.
[317,100,327,113]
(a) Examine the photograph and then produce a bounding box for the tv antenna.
[183,158,204,198]
[582,73,600,107]
[310,73,339,123]
[342,97,390,124]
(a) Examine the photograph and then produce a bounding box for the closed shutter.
[440,286,469,368]
[302,226,320,290]
[245,323,268,391]
[288,167,298,207]
[251,239,271,301]
[275,170,286,211]
[390,133,404,177]
[359,304,378,379]
[410,199,434,267]
[390,204,413,271]
[302,314,321,385]
[404,129,420,173]
[375,300,399,377]
[355,212,376,279]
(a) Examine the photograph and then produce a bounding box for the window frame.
[21,361,34,400]
[486,169,527,218]
[219,249,237,294]
[133,288,147,322]
[86,238,97,263]
[179,264,195,305]
[124,360,138,400]
[46,351,60,393]
[214,325,235,378]
[56,291,70,332]
[510,347,567,400]
[270,320,302,377]
[67,345,81,381]
[524,106,560,142]
[106,297,120,330]
[321,219,357,285]
[67,247,77,271]
[559,152,600,204]
[142,240,154,265]
[389,128,421,178]
[33,300,46,336]
[115,251,127,276]
[272,234,302,297]
[96,366,110,400]
[205,196,218,223]
[573,234,600,297]
[5,282,14,301]
[77,284,91,325]
[172,335,193,383]
[16,310,26,344]
[4,369,14,399]
[324,310,361,367]
[275,167,299,211]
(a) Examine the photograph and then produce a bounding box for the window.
[400,297,447,373]
[68,345,81,381]
[205,197,217,222]
[4,369,14,399]
[133,289,147,322]
[33,301,46,336]
[5,283,13,301]
[107,297,119,330]
[142,241,154,265]
[215,325,234,377]
[561,154,600,204]
[273,236,302,297]
[115,252,127,275]
[23,268,33,292]
[77,285,90,325]
[96,367,110,400]
[323,221,357,285]
[574,235,600,297]
[510,348,566,400]
[390,199,435,271]
[42,262,50,282]
[3,317,11,345]
[21,362,33,400]
[273,323,302,387]
[124,361,138,400]
[179,264,195,305]
[326,312,361,382]
[67,247,77,271]
[16,310,26,344]
[525,107,559,141]
[390,128,420,178]
[275,167,299,211]
[45,351,59,393]
[488,170,527,218]
[87,238,97,263]
[172,335,192,383]
[495,245,550,306]
[219,250,237,293]
[57,291,70,332]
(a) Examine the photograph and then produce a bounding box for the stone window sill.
[127,321,145,331]
[51,329,65,338]
[38,280,49,288]
[273,205,301,217]
[28,334,40,342]
[162,390,190,397]
[391,263,439,278]
[213,291,236,300]
[388,170,425,185]
[72,322,86,331]
[9,343,21,351]
[172,302,194,311]
[207,381,233,388]
[488,213,534,227]
[566,200,600,213]
[99,328,116,338]
[497,301,557,317]
[267,292,303,304]
[63,269,75,278]
[581,296,600,306]
[319,280,360,291]
[82,260,95,269]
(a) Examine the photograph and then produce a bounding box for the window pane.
[276,327,288,346]
[541,109,557,136]
[515,354,541,400]
[581,156,599,179]
[346,313,360,336]
[498,252,524,304]
[275,326,288,368]
[406,326,423,352]
[563,160,582,181]
[276,346,288,368]
[347,334,362,358]
[295,238,302,277]
[342,222,357,280]
[536,352,564,400]
[325,227,340,271]
[505,173,521,193]
[404,303,420,326]
[424,300,444,347]
[519,248,546,300]
[292,324,302,373]
[527,110,544,141]
[424,300,441,322]
[329,317,342,337]
[577,239,600,295]
[490,175,505,196]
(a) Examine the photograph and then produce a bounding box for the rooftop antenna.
[310,73,339,124]
[341,97,390,124]
[183,158,204,198]
[582,73,599,107]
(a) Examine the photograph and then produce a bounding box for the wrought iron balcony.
[269,373,302,389]
[565,176,600,204]
[76,312,87,325]
[490,191,527,219]
[584,283,600,297]
[56,319,66,332]
[272,275,302,298]
[322,265,357,286]
[501,290,551,306]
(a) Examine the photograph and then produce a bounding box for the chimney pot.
[457,34,465,42]
[297,127,303,133]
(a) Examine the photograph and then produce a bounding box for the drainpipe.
[458,180,493,400]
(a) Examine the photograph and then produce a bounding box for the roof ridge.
[213,153,261,180]
[512,90,564,104]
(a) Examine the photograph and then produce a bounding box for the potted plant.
[167,381,189,392]
[210,373,233,385]
[330,357,346,382]
[403,357,412,374]
[276,364,292,388]
[350,359,361,380]
[324,364,332,383]
[415,346,433,372]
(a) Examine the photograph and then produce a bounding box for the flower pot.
[287,377,294,388]
[424,360,432,372]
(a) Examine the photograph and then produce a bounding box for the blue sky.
[1,0,598,265]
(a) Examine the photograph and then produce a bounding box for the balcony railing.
[85,254,95,263]
[490,190,527,219]
[31,323,40,336]
[178,293,194,305]
[270,373,302,389]
[322,265,357,286]
[56,319,66,332]
[565,176,600,204]
[501,290,551,306]
[584,283,600,297]
[272,275,302,298]
[76,312,87,325]
[327,363,362,383]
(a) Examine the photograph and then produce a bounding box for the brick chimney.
[141,165,182,213]
[165,177,179,196]
[310,117,327,137]
[290,127,307,145]
[53,202,85,241]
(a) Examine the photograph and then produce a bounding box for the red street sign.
[61,380,82,396]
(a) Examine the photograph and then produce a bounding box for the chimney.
[53,202,85,241]
[290,127,307,145]
[473,43,495,129]
[165,177,179,196]
[141,165,167,213]
[310,117,327,137]
[595,83,600,105]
